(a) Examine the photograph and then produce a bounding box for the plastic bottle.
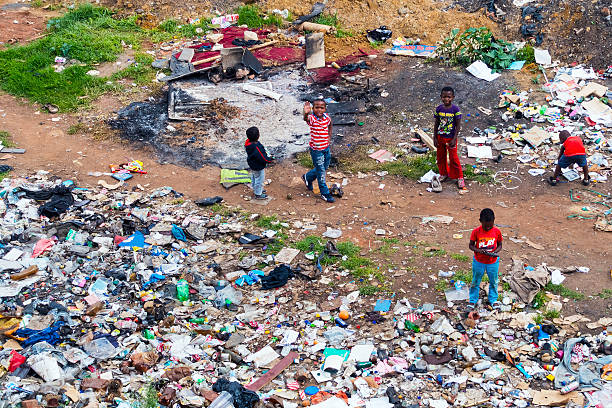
[473,361,492,371]
[177,279,189,301]
[560,381,579,394]
[208,391,235,408]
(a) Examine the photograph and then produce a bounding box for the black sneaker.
[302,174,313,191]
[254,193,268,199]
[321,194,335,203]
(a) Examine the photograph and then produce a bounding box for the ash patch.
[108,91,243,169]
[109,99,168,143]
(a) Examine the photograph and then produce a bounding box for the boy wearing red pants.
[434,87,465,189]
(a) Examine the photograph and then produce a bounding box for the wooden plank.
[242,84,282,101]
[415,128,436,151]
[305,32,325,69]
[192,41,278,67]
[245,351,298,391]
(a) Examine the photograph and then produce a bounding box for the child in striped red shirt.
[302,98,335,203]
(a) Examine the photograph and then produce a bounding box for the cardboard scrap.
[274,247,300,264]
[573,82,608,98]
[532,389,584,406]
[521,126,549,148]
[467,145,493,159]
[369,149,395,163]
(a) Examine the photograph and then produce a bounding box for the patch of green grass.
[111,53,155,85]
[0,4,145,111]
[423,248,446,258]
[236,5,285,28]
[369,40,386,48]
[150,18,211,42]
[453,269,472,283]
[341,255,372,271]
[255,215,285,231]
[312,13,341,27]
[294,235,324,252]
[31,0,43,8]
[335,29,354,38]
[435,279,449,292]
[543,283,585,300]
[0,131,15,148]
[379,153,438,180]
[501,281,511,291]
[311,13,353,38]
[139,383,159,408]
[67,123,86,135]
[533,313,544,324]
[296,151,313,168]
[451,253,470,262]
[532,290,547,309]
[543,309,560,319]
[515,44,535,64]
[597,289,612,299]
[208,203,235,217]
[463,165,494,184]
[333,148,436,181]
[359,284,382,296]
[378,238,400,255]
[337,241,360,257]
[266,231,288,255]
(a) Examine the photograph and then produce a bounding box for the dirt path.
[2,89,610,310]
[0,3,609,322]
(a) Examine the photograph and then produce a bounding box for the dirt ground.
[0,1,610,323]
[0,3,58,45]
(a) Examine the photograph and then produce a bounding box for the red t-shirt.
[307,113,331,150]
[470,226,502,264]
[563,135,586,157]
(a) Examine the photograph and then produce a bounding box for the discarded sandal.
[548,176,559,186]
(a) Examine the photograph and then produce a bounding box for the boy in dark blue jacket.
[245,126,273,199]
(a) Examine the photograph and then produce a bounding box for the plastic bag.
[366,26,392,43]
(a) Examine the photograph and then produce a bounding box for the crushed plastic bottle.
[208,391,235,408]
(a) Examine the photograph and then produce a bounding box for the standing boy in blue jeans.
[302,98,335,203]
[245,126,273,199]
[468,208,503,310]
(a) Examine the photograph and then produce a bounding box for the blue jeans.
[251,169,265,196]
[469,258,499,305]
[306,147,331,196]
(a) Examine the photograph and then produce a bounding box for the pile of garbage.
[461,66,611,192]
[0,172,611,408]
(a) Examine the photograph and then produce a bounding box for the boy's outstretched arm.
[433,117,440,148]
